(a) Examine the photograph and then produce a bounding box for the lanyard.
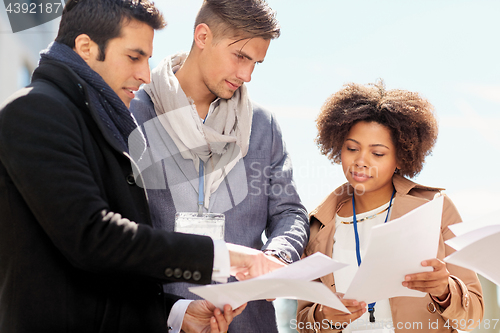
[198,160,205,216]
[352,188,396,322]
[197,114,209,217]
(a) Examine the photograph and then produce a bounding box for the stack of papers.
[445,218,500,286]
[190,196,446,311]
[344,196,443,303]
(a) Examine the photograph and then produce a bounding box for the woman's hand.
[315,293,366,330]
[403,258,450,301]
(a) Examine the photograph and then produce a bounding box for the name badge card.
[174,212,225,240]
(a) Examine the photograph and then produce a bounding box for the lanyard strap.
[352,188,396,322]
[197,115,209,216]
[198,160,205,216]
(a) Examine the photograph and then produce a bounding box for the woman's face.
[341,121,400,196]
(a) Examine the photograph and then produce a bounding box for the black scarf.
[39,42,141,153]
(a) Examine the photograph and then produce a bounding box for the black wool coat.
[0,60,214,333]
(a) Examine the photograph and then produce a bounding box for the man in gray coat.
[130,0,309,332]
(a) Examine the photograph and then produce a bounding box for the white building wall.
[0,6,59,103]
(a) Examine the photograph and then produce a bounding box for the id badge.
[174,212,225,240]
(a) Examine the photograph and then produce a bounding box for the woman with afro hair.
[296,81,483,333]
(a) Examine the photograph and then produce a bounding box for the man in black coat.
[0,1,281,332]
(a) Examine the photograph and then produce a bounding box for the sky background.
[150,2,500,330]
[151,0,500,224]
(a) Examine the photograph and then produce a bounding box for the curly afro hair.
[316,80,438,178]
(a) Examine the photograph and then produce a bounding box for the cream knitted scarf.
[144,52,252,208]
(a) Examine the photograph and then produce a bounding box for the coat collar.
[310,174,445,227]
[32,60,127,155]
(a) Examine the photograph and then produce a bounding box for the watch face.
[278,250,293,264]
[265,250,292,264]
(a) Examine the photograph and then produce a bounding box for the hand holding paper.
[344,196,444,303]
[182,301,247,333]
[402,258,451,301]
[316,294,367,330]
[189,253,349,313]
[226,243,286,280]
[192,197,445,314]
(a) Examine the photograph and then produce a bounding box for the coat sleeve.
[432,194,484,330]
[0,87,214,284]
[296,218,342,333]
[261,111,309,262]
[297,278,342,333]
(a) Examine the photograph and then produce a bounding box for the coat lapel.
[309,175,445,293]
[390,174,444,220]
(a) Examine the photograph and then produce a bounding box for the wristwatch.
[263,250,293,264]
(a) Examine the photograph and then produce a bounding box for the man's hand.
[402,258,451,305]
[226,243,286,280]
[181,300,247,333]
[315,293,366,330]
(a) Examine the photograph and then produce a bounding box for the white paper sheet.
[447,209,500,237]
[447,224,500,250]
[255,252,347,281]
[445,223,500,286]
[189,279,348,312]
[189,252,349,312]
[344,196,443,304]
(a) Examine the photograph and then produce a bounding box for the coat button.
[427,302,436,313]
[174,268,182,279]
[164,268,173,277]
[192,271,202,281]
[126,173,135,185]
[183,270,192,280]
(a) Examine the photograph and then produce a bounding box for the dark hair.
[316,80,438,178]
[55,0,166,61]
[194,0,280,41]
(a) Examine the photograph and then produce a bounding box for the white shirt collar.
[202,98,221,123]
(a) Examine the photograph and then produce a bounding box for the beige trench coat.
[296,175,483,333]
